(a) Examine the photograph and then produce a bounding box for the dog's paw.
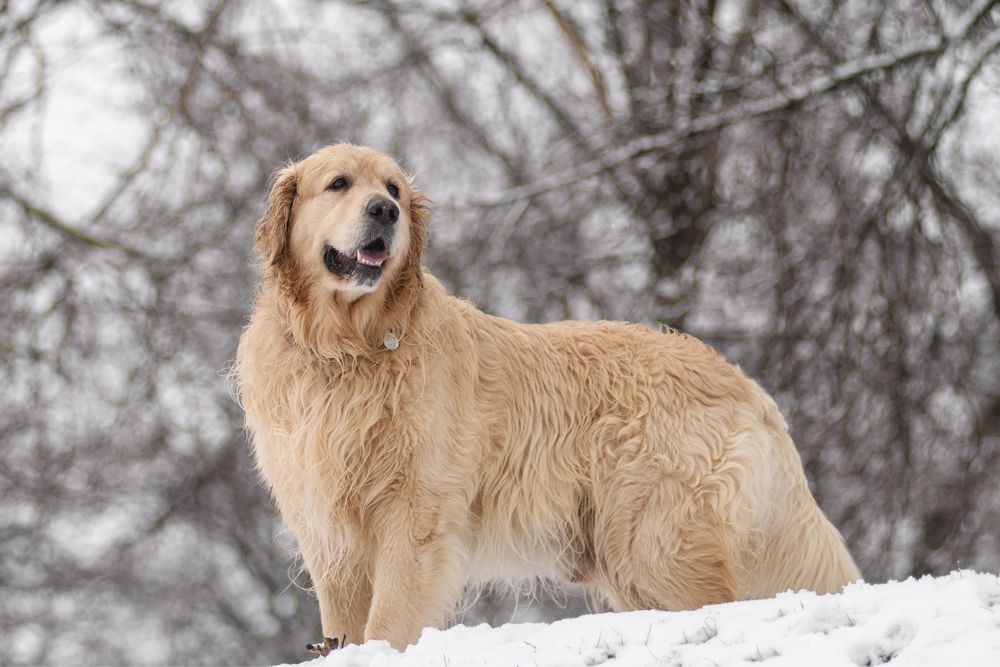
[305,634,347,656]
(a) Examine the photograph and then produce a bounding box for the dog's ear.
[255,165,298,269]
[381,177,430,309]
[406,178,430,260]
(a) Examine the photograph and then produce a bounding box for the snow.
[280,571,1000,667]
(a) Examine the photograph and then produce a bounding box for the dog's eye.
[328,177,349,191]
[386,182,400,198]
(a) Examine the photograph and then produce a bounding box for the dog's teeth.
[354,252,384,267]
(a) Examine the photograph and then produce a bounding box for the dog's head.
[256,144,428,302]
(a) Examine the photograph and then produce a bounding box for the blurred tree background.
[2,0,999,664]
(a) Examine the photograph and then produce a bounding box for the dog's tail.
[755,444,861,595]
[763,501,861,595]
[737,401,862,598]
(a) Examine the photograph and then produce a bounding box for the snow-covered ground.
[283,571,1000,667]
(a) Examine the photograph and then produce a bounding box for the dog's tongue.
[357,247,389,264]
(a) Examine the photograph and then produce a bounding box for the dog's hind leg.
[594,470,740,612]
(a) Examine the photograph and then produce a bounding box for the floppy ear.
[255,165,298,269]
[406,178,430,261]
[383,178,430,309]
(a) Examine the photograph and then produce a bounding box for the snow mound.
[285,571,1000,667]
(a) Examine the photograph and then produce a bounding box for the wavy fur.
[235,144,860,650]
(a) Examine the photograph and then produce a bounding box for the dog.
[234,143,860,652]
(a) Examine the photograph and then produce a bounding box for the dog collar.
[383,328,399,350]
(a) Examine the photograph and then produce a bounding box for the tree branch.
[458,22,999,207]
[2,185,151,259]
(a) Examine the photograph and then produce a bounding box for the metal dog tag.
[383,330,399,350]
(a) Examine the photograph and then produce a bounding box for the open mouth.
[355,237,389,266]
[323,237,391,286]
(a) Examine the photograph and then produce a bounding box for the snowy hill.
[283,571,1000,667]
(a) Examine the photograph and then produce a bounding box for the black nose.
[365,197,399,225]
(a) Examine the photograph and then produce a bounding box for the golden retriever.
[234,143,860,652]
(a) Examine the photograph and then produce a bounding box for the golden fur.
[235,144,860,650]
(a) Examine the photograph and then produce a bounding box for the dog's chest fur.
[241,329,406,530]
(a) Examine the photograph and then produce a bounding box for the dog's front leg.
[363,505,467,650]
[300,548,372,651]
[316,554,372,648]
